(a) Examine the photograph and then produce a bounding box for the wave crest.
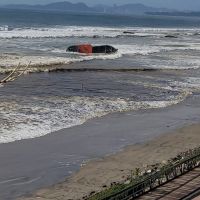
[0,26,199,39]
[0,92,188,143]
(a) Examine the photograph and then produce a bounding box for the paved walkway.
[137,167,200,200]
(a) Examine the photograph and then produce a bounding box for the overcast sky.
[1,0,200,11]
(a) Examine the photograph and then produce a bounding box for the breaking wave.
[0,25,10,31]
[0,26,200,39]
[1,24,200,144]
[0,53,121,73]
[0,91,189,144]
[1,47,200,74]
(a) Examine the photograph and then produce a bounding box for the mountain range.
[1,1,173,15]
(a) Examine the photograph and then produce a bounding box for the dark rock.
[123,31,135,34]
[165,35,178,38]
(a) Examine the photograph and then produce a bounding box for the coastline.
[21,122,200,200]
[1,10,200,200]
[0,94,200,199]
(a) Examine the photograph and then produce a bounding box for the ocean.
[1,8,200,143]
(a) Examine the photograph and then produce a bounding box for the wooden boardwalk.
[88,150,200,200]
[137,167,200,200]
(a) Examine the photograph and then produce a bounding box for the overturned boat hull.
[67,44,118,54]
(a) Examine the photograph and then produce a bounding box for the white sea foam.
[116,44,169,55]
[27,44,164,56]
[0,53,121,73]
[0,26,199,39]
[1,26,200,71]
[0,26,123,39]
[0,26,200,144]
[0,47,167,73]
[0,25,9,31]
[1,45,199,73]
[149,65,200,70]
[0,92,188,143]
[171,77,200,91]
[125,75,200,94]
[0,44,169,71]
[133,52,200,70]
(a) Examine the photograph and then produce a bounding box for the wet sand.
[21,122,200,200]
[0,94,200,200]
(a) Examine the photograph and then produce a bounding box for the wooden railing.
[88,147,200,200]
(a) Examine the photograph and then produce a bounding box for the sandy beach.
[1,5,200,200]
[9,94,198,200]
[21,122,200,200]
[0,91,199,200]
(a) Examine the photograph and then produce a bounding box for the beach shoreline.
[21,121,200,200]
[1,9,200,200]
[0,94,200,199]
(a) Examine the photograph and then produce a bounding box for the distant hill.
[1,1,173,15]
[2,2,92,12]
[94,3,171,15]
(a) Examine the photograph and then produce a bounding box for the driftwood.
[0,62,30,85]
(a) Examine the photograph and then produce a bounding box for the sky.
[1,0,200,11]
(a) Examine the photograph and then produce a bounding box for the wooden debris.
[0,62,30,86]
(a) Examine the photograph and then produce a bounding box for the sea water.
[1,8,200,143]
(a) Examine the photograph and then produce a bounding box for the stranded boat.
[67,44,118,54]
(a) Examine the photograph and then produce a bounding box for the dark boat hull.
[67,45,118,54]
